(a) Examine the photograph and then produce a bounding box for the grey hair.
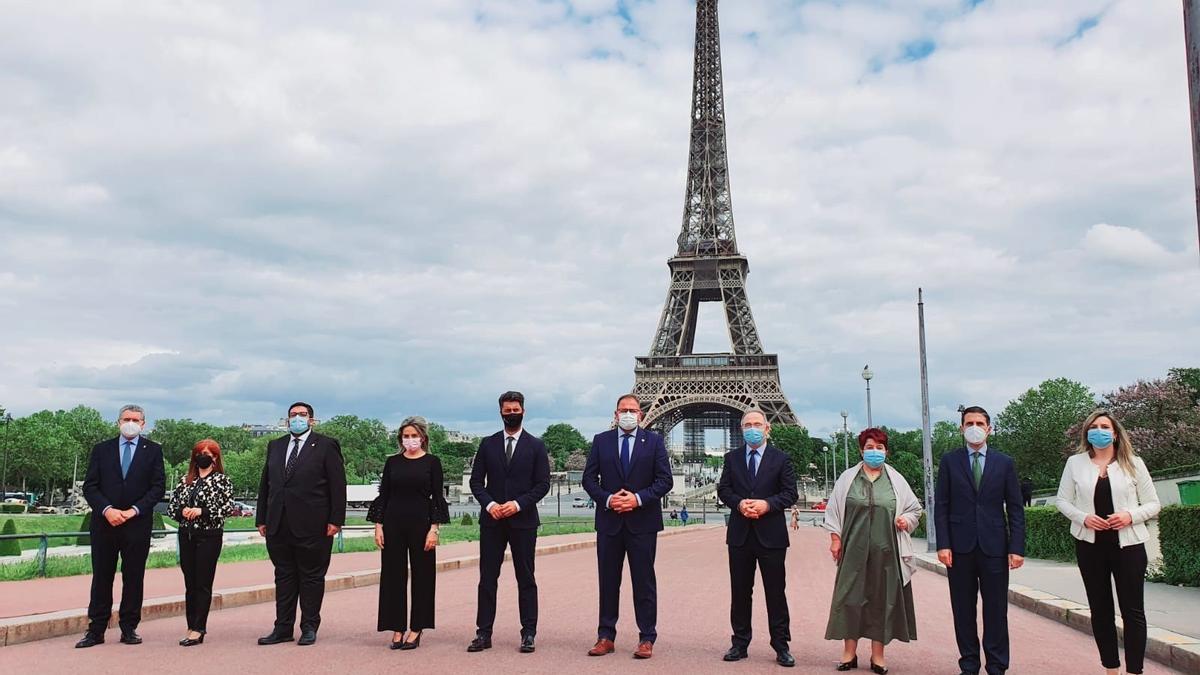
[118,404,145,421]
[740,409,768,425]
[397,416,430,450]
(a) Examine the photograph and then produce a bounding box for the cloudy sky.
[1,0,1197,440]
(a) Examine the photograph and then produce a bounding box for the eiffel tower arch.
[632,0,797,456]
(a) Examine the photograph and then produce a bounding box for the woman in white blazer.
[1055,410,1160,675]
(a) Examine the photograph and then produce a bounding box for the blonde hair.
[397,416,430,451]
[1075,410,1137,478]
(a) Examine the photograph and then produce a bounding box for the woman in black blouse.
[369,416,451,649]
[168,438,234,646]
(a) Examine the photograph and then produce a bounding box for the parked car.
[812,500,827,511]
[572,496,588,508]
[231,501,255,518]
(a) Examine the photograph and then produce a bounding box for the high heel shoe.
[399,631,422,650]
[869,661,888,674]
[389,632,406,650]
[836,655,858,671]
[179,633,205,647]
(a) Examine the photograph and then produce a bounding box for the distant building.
[242,423,286,438]
[445,429,479,443]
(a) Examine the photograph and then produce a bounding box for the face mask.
[963,426,987,445]
[617,412,639,432]
[195,454,214,469]
[119,421,141,439]
[863,449,887,468]
[502,413,523,430]
[1087,428,1114,448]
[743,428,765,446]
[288,415,309,435]
[401,437,422,451]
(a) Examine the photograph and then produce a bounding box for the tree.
[150,419,224,466]
[432,441,477,479]
[564,451,588,471]
[771,425,816,480]
[541,423,588,471]
[316,415,391,484]
[1168,367,1200,405]
[223,438,268,498]
[1103,376,1200,473]
[994,378,1096,489]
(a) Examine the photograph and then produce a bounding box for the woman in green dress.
[823,428,922,674]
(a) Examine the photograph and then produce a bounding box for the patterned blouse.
[169,472,235,531]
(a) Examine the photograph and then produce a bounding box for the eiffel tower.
[632,0,798,457]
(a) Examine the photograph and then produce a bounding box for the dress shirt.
[487,429,524,514]
[104,435,143,516]
[606,428,643,509]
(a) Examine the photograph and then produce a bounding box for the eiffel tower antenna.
[633,0,798,458]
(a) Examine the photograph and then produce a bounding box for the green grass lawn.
[0,514,92,551]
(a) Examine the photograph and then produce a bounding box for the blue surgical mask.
[743,428,765,446]
[1087,428,1114,449]
[863,449,887,468]
[288,415,309,435]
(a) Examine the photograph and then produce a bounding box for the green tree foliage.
[432,441,477,479]
[149,419,252,466]
[995,378,1097,489]
[541,423,588,471]
[0,519,20,556]
[1169,367,1200,405]
[222,437,268,498]
[316,415,392,484]
[771,425,816,480]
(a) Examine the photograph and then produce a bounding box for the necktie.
[505,436,515,465]
[972,451,982,489]
[286,438,301,478]
[748,448,759,480]
[121,441,132,479]
[621,434,632,474]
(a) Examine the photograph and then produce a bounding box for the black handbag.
[429,494,450,525]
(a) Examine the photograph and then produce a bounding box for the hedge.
[75,512,91,546]
[0,519,20,556]
[151,511,166,538]
[1,503,26,514]
[459,513,473,526]
[1023,506,1076,563]
[1159,505,1200,587]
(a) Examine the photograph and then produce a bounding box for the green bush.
[912,513,927,539]
[459,513,473,526]
[0,519,21,556]
[75,512,92,546]
[1159,505,1200,587]
[1023,506,1075,562]
[1,503,26,514]
[151,511,166,538]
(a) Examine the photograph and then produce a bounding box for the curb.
[0,524,719,648]
[912,555,1200,673]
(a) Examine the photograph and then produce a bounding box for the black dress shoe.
[467,636,492,652]
[837,655,859,671]
[869,661,888,674]
[257,631,294,645]
[399,631,421,650]
[519,635,535,653]
[297,630,317,646]
[119,631,142,645]
[776,650,795,668]
[723,647,748,661]
[74,633,104,648]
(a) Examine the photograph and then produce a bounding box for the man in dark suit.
[255,401,347,646]
[934,405,1026,675]
[717,410,799,668]
[76,404,166,648]
[467,391,551,654]
[582,393,673,660]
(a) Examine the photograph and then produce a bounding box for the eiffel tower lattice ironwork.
[632,0,797,451]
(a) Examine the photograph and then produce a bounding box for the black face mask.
[195,454,214,469]
[502,413,523,430]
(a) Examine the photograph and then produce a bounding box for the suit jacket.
[469,431,551,529]
[934,446,1026,557]
[82,436,166,533]
[256,432,347,538]
[582,427,674,536]
[717,444,798,549]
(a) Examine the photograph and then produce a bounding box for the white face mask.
[120,421,142,439]
[617,412,639,432]
[964,426,988,445]
[401,437,422,451]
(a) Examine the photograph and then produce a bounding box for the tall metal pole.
[1185,0,1200,259]
[841,412,850,470]
[1,414,11,498]
[822,446,829,493]
[917,289,937,551]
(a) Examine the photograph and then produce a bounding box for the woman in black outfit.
[168,438,234,646]
[369,416,451,649]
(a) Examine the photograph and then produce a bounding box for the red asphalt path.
[0,526,1182,674]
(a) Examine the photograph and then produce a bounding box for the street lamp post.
[821,445,829,492]
[862,365,874,428]
[840,411,850,471]
[1,413,12,499]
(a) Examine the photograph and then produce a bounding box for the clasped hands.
[1084,511,1132,531]
[104,507,137,526]
[488,501,521,519]
[738,499,769,519]
[609,489,639,513]
[181,507,202,520]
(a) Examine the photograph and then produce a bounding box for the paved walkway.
[0,526,1183,673]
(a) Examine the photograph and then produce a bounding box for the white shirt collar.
[504,428,523,443]
[290,429,312,446]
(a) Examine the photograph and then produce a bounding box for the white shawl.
[822,462,923,585]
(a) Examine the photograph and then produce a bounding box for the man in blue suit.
[467,391,551,654]
[582,394,673,660]
[934,406,1026,675]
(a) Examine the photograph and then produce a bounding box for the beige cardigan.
[823,462,923,585]
[1055,452,1160,547]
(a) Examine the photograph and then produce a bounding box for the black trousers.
[1075,539,1147,674]
[947,547,1009,675]
[265,513,333,634]
[728,535,790,652]
[87,520,152,634]
[475,523,538,638]
[597,529,658,643]
[378,521,436,632]
[178,528,223,633]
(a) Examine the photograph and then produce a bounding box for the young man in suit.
[934,406,1026,675]
[717,409,799,667]
[256,402,347,647]
[76,404,166,648]
[467,391,551,654]
[581,394,674,660]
